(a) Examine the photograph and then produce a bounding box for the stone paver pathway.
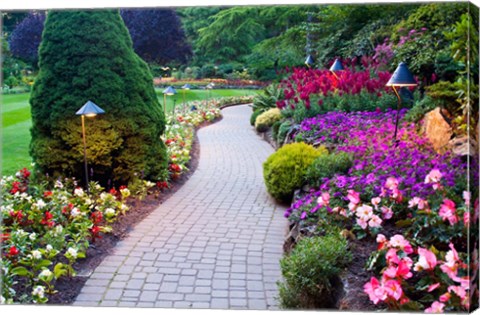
[74,105,287,309]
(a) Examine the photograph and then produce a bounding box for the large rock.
[448,136,478,157]
[422,107,453,153]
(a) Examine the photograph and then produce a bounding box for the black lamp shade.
[163,86,177,95]
[386,62,417,87]
[305,55,315,67]
[76,100,105,116]
[329,59,344,72]
[182,84,192,90]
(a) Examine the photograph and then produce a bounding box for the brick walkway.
[74,105,287,309]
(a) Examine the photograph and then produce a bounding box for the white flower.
[29,233,37,241]
[31,250,42,260]
[46,244,53,252]
[55,180,64,189]
[32,286,45,299]
[74,188,84,197]
[67,247,78,259]
[36,199,46,209]
[120,204,129,212]
[85,198,92,205]
[71,207,81,217]
[39,269,52,279]
[100,192,108,200]
[54,225,63,236]
[105,208,115,216]
[0,295,5,304]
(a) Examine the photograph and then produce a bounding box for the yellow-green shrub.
[255,108,282,132]
[263,143,328,202]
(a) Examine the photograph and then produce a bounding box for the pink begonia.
[381,206,393,219]
[371,197,381,209]
[425,301,445,313]
[448,285,467,299]
[384,279,403,301]
[364,277,387,304]
[463,191,471,206]
[439,292,451,302]
[439,199,458,225]
[440,243,460,279]
[385,177,399,190]
[347,190,360,205]
[368,214,382,228]
[389,234,414,254]
[386,248,400,265]
[356,205,373,220]
[408,197,428,210]
[317,192,330,207]
[356,217,368,229]
[427,283,440,292]
[414,247,438,271]
[425,169,443,190]
[376,234,387,243]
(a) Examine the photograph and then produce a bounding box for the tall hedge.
[29,10,168,185]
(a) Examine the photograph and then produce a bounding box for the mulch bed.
[45,117,221,305]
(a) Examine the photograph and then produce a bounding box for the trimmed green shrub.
[263,143,328,202]
[29,10,168,185]
[255,108,282,132]
[278,233,351,309]
[250,108,263,126]
[305,151,354,188]
[276,120,293,146]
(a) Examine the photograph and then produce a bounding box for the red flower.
[41,211,55,227]
[109,188,118,195]
[156,181,169,189]
[10,181,21,194]
[9,246,19,256]
[90,211,103,224]
[43,191,53,198]
[0,233,10,242]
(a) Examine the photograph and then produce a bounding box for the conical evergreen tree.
[29,10,168,185]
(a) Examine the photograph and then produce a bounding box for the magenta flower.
[414,247,438,271]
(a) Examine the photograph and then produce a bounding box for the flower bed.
[278,110,478,312]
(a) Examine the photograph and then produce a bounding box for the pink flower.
[448,285,467,299]
[384,279,403,300]
[414,248,438,271]
[356,217,368,229]
[464,212,470,227]
[371,197,381,209]
[356,205,373,220]
[386,248,400,264]
[381,206,393,219]
[463,191,471,206]
[389,234,413,254]
[347,190,360,205]
[364,277,387,304]
[439,199,458,225]
[425,301,445,313]
[396,259,413,279]
[441,243,460,279]
[439,292,451,302]
[376,234,387,244]
[317,192,330,207]
[427,283,440,292]
[408,197,428,210]
[385,177,399,190]
[425,169,442,190]
[368,214,382,228]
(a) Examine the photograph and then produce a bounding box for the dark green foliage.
[305,152,354,188]
[250,109,263,126]
[278,233,351,309]
[271,120,282,142]
[404,96,442,123]
[263,143,328,203]
[276,120,293,146]
[29,10,168,185]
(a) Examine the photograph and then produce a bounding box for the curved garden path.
[74,104,287,309]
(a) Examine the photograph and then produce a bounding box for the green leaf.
[53,263,68,278]
[11,266,32,277]
[36,259,52,269]
[396,219,412,228]
[400,301,423,311]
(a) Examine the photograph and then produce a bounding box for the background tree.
[8,11,45,66]
[29,10,168,185]
[120,9,191,65]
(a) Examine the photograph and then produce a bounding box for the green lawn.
[2,89,258,176]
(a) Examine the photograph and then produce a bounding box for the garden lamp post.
[386,62,417,143]
[163,86,177,116]
[76,101,105,193]
[206,83,214,104]
[329,58,344,80]
[181,84,192,108]
[305,55,315,68]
